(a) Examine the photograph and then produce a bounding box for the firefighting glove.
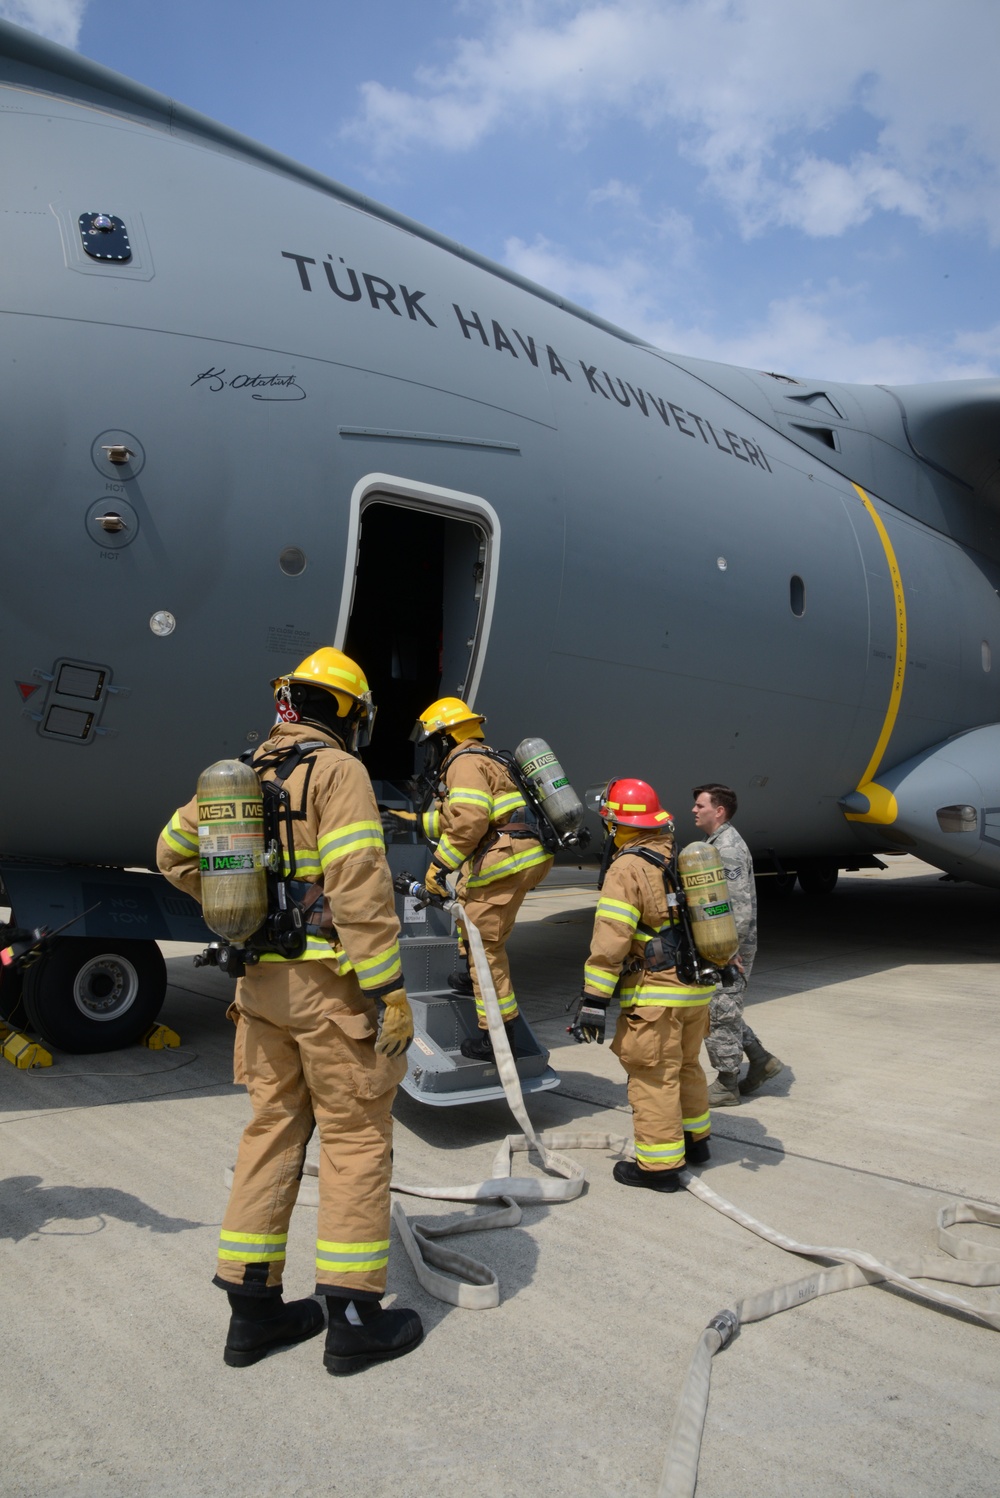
[380,808,416,832]
[567,992,608,1044]
[423,861,452,902]
[374,987,413,1058]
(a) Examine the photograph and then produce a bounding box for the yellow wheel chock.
[142,1024,180,1050]
[0,1024,53,1069]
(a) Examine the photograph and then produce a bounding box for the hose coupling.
[706,1309,738,1347]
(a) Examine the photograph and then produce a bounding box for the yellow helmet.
[271,648,376,749]
[412,696,485,745]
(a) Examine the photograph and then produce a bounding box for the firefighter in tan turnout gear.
[570,779,714,1192]
[157,648,422,1373]
[394,697,553,1060]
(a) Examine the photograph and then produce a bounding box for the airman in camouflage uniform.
[692,785,785,1107]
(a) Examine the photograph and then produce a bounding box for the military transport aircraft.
[2,18,1000,1056]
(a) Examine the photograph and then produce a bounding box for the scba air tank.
[677,841,739,968]
[514,737,586,842]
[196,759,267,943]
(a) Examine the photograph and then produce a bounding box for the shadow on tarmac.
[0,1174,205,1241]
[709,1113,787,1171]
[512,867,1000,1031]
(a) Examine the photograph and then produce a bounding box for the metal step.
[379,792,559,1105]
[400,991,559,1106]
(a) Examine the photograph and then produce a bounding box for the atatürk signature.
[191,367,306,400]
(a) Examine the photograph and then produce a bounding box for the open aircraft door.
[337,474,558,1105]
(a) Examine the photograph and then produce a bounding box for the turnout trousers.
[611,1003,711,1173]
[458,858,553,1028]
[213,960,406,1301]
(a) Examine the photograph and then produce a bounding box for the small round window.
[790,575,805,617]
[279,546,307,577]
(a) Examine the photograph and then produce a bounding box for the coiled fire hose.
[281,894,1000,1496]
[388,902,633,1307]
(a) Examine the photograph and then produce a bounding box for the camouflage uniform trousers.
[704,950,761,1074]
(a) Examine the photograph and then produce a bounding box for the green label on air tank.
[199,800,237,822]
[702,902,731,918]
[200,853,258,873]
[550,777,569,790]
[521,753,557,776]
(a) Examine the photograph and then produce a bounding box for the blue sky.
[6,0,1000,385]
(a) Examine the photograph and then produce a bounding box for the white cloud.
[344,0,1000,242]
[502,235,1000,384]
[0,0,86,48]
[587,178,640,209]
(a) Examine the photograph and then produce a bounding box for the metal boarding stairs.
[379,789,559,1107]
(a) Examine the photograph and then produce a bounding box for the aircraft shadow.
[510,868,1000,1030]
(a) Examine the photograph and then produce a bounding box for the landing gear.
[21,937,166,1053]
[796,860,839,898]
[756,872,796,900]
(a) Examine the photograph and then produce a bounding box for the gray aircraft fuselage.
[4,17,1000,945]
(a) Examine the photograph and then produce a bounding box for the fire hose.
[290,885,1000,1495]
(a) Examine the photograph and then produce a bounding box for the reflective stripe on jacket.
[583,832,714,1007]
[431,744,551,888]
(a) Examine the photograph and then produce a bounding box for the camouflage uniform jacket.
[706,819,757,977]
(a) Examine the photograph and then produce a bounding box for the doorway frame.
[334,473,502,709]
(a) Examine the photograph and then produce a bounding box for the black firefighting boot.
[740,1038,785,1095]
[612,1160,684,1192]
[223,1291,325,1368]
[707,1071,741,1107]
[323,1295,424,1375]
[459,1019,519,1060]
[684,1131,711,1165]
[448,953,474,996]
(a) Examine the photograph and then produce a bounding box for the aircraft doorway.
[340,482,499,782]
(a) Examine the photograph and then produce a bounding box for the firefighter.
[395,697,553,1060]
[157,648,423,1373]
[569,778,715,1191]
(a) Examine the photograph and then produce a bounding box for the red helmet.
[600,778,673,830]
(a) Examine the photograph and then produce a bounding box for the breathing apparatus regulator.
[408,698,590,854]
[193,648,373,978]
[599,778,740,987]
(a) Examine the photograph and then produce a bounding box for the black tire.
[756,872,796,900]
[22,937,166,1053]
[797,861,839,898]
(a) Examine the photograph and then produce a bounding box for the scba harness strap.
[441,744,558,862]
[613,844,702,983]
[238,739,338,959]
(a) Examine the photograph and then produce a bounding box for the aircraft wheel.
[756,872,796,900]
[22,937,166,1053]
[796,861,839,898]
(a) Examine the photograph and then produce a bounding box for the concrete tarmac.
[2,856,998,1497]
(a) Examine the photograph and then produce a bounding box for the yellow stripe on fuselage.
[845,484,907,823]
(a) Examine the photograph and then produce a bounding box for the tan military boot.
[707,1071,741,1107]
[740,1041,785,1095]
